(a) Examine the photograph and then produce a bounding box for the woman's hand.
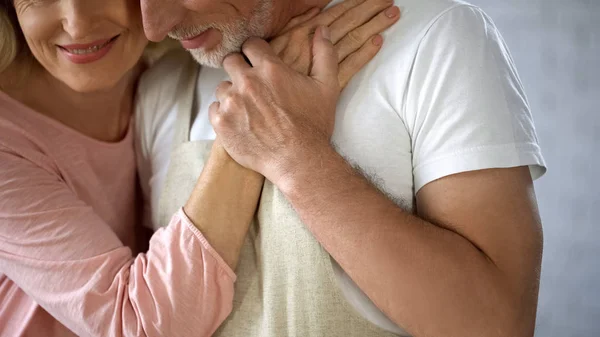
[269,0,400,88]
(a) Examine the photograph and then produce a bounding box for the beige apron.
[157,55,401,337]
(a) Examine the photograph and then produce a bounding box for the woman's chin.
[50,48,143,94]
[61,75,123,94]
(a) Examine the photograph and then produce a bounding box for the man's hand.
[209,28,339,185]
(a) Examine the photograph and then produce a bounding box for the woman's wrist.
[211,137,264,182]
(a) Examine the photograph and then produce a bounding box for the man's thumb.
[310,26,339,88]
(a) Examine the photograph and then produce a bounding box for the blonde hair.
[0,4,19,74]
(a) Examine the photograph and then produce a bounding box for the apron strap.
[172,51,201,148]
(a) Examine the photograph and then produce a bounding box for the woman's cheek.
[19,9,61,64]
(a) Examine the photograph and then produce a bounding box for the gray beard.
[177,0,273,68]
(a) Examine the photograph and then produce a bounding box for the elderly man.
[136,0,546,336]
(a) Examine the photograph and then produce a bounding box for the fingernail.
[372,35,383,47]
[385,6,400,18]
[321,26,331,41]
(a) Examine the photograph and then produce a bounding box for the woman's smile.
[57,35,120,64]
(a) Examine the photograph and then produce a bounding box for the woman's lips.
[180,28,221,50]
[58,35,120,65]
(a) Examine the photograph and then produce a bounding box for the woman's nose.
[61,2,104,41]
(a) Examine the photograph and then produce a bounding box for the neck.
[1,60,140,142]
[268,0,333,37]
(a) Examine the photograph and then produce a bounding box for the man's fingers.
[215,81,233,102]
[311,26,339,88]
[280,7,320,34]
[335,6,399,62]
[208,101,222,129]
[242,37,279,67]
[329,0,397,44]
[338,35,383,89]
[223,53,251,80]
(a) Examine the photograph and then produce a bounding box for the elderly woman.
[0,0,398,336]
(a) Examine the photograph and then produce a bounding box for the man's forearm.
[276,146,534,337]
[184,140,264,270]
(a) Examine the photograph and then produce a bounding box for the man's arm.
[137,0,400,269]
[276,145,543,337]
[209,6,544,336]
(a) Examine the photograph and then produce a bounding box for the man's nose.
[140,0,186,42]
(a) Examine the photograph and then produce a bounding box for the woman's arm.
[0,3,400,337]
[0,146,234,337]
[183,140,263,269]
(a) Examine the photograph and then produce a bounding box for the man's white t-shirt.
[136,0,546,334]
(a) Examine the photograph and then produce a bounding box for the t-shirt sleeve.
[404,5,546,192]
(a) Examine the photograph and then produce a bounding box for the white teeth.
[65,39,112,55]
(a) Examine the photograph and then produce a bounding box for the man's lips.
[179,28,220,50]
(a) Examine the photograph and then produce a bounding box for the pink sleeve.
[0,147,236,337]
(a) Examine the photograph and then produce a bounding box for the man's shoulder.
[135,48,197,142]
[137,49,196,108]
[383,0,486,44]
[372,0,494,73]
[392,0,477,19]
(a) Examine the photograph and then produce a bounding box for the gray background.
[466,1,599,336]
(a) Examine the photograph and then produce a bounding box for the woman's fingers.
[338,35,384,89]
[311,27,339,89]
[270,7,319,57]
[280,7,320,35]
[267,0,400,87]
[309,0,366,28]
[328,0,396,44]
[335,5,400,62]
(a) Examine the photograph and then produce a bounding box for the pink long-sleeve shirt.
[0,90,235,337]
